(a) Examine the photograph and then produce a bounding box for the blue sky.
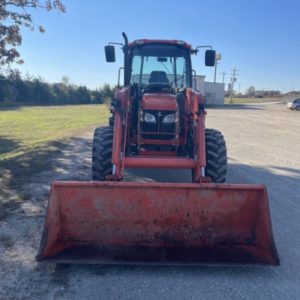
[16,0,300,92]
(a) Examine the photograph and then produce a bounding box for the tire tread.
[205,128,227,183]
[92,127,113,181]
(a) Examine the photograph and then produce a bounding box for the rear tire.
[92,127,113,181]
[205,129,227,183]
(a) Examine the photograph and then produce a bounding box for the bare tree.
[246,86,256,97]
[0,0,65,68]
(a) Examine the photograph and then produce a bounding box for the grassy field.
[0,104,109,219]
[0,104,109,160]
[224,97,286,104]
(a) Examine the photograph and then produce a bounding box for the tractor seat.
[149,71,169,84]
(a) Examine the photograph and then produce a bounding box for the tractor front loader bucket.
[37,181,279,265]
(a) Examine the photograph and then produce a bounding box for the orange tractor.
[37,33,279,265]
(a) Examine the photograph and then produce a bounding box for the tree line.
[244,86,281,97]
[225,86,292,98]
[0,71,115,105]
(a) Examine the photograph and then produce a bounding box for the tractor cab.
[105,37,215,156]
[128,41,191,154]
[128,41,192,92]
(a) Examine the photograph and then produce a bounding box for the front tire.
[109,116,114,127]
[205,129,227,183]
[92,127,113,181]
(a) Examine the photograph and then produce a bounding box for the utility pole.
[214,61,218,83]
[220,72,227,83]
[229,68,238,102]
[214,53,222,83]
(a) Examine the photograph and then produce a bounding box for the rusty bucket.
[36,181,279,265]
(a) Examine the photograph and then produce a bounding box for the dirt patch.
[0,130,94,300]
[0,233,15,248]
[0,131,95,221]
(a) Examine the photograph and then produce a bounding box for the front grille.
[141,110,176,140]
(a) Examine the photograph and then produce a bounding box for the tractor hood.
[141,93,177,111]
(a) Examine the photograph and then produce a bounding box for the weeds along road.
[0,102,299,299]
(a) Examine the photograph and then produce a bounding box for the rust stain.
[36,182,280,265]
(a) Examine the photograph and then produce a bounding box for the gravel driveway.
[1,102,299,300]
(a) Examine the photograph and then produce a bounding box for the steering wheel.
[142,83,173,93]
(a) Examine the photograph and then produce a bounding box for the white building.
[193,75,225,106]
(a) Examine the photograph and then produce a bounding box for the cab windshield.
[130,44,190,89]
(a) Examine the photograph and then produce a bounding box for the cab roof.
[129,39,192,49]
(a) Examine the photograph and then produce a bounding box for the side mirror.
[205,50,216,66]
[105,45,116,62]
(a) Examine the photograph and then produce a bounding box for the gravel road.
[1,102,299,300]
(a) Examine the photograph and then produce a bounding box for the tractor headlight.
[143,112,156,123]
[162,113,177,123]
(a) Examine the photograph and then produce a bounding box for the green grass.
[224,97,284,104]
[224,97,252,104]
[0,104,109,220]
[0,104,109,160]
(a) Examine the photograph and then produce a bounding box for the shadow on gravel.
[0,136,92,220]
[0,136,21,156]
[62,263,276,278]
[271,166,300,177]
[125,168,192,183]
